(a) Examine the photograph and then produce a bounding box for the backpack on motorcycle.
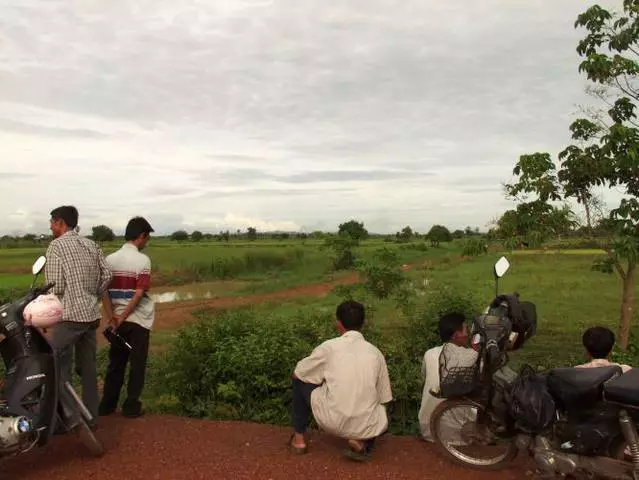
[508,364,556,434]
[488,295,537,351]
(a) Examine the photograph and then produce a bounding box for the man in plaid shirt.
[45,205,112,424]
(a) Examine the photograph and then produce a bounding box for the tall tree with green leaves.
[511,1,639,349]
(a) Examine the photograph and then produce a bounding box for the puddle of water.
[150,291,216,303]
[148,281,248,304]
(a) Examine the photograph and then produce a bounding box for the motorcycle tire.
[430,398,517,471]
[63,382,104,457]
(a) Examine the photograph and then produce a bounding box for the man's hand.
[111,315,125,330]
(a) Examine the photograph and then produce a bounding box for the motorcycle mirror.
[494,256,510,278]
[31,256,46,276]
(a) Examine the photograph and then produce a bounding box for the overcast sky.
[0,0,624,235]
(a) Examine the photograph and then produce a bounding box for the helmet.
[23,294,64,328]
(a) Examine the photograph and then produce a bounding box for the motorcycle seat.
[604,368,639,407]
[547,366,622,408]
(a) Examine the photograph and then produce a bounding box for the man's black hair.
[439,312,466,343]
[125,216,154,241]
[50,206,79,229]
[336,300,365,331]
[583,326,615,359]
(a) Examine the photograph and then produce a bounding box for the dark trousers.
[99,321,150,416]
[291,378,377,451]
[52,320,100,419]
[291,378,320,434]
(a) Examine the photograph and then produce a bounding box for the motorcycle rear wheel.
[430,398,518,471]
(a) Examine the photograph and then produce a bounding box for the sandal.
[342,440,372,462]
[287,434,308,455]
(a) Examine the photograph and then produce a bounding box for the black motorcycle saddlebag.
[509,365,556,433]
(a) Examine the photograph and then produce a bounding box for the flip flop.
[287,434,308,455]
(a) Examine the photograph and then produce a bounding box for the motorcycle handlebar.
[36,282,55,295]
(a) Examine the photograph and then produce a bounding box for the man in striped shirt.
[99,216,154,418]
[45,205,112,423]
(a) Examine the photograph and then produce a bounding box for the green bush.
[357,248,407,300]
[461,237,488,257]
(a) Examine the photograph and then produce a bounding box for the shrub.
[461,237,488,257]
[323,236,358,270]
[357,248,407,300]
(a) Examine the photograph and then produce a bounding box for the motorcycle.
[429,256,639,480]
[0,255,104,459]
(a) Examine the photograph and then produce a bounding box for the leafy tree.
[338,220,368,241]
[509,1,639,349]
[218,230,230,242]
[426,225,452,247]
[191,230,203,242]
[247,227,257,241]
[396,225,413,243]
[171,230,189,242]
[91,225,115,243]
[452,229,465,240]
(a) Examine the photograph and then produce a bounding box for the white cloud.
[0,0,625,234]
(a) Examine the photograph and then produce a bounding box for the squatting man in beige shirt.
[288,300,393,461]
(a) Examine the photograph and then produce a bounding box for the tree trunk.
[583,196,592,232]
[619,261,637,351]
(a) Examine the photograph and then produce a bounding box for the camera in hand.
[103,326,132,350]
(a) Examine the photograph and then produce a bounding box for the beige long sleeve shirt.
[294,330,393,440]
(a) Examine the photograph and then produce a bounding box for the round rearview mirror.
[494,256,510,278]
[32,256,47,276]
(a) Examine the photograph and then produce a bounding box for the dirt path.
[0,415,530,480]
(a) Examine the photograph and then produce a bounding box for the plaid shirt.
[44,231,112,323]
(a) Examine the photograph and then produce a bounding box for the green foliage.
[91,225,115,243]
[496,201,577,242]
[156,308,337,423]
[247,227,257,241]
[426,225,452,247]
[176,248,307,282]
[171,230,189,242]
[357,248,407,300]
[505,153,561,203]
[338,220,368,241]
[323,235,358,270]
[191,231,203,242]
[461,237,488,257]
[395,226,413,243]
[502,236,521,252]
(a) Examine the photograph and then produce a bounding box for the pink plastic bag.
[23,294,64,328]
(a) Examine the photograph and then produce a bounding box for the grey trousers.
[51,320,100,419]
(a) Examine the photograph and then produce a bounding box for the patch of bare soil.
[0,415,530,480]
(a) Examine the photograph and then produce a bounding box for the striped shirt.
[44,231,112,323]
[105,243,155,330]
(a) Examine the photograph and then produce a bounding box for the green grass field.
[0,238,446,293]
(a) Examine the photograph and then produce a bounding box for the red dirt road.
[1,415,530,480]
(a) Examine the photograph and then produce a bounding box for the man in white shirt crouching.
[288,300,393,461]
